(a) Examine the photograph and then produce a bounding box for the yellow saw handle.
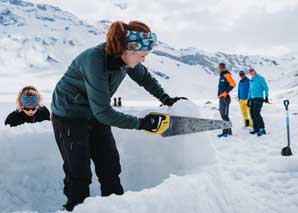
[145,112,171,135]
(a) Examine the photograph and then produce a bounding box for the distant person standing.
[247,68,269,137]
[217,63,236,138]
[238,70,253,127]
[118,97,122,107]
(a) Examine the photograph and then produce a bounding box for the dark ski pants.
[52,114,124,205]
[219,96,232,134]
[250,98,265,131]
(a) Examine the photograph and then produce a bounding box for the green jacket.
[51,43,165,129]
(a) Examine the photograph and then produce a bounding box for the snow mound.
[58,101,265,213]
[115,100,216,192]
[0,101,219,212]
[161,99,200,117]
[65,167,260,213]
[0,101,270,213]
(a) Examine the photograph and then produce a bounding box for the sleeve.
[261,77,269,97]
[248,81,251,99]
[41,106,51,120]
[82,51,140,129]
[4,111,19,127]
[237,82,240,99]
[224,73,236,93]
[127,64,165,100]
[4,114,11,126]
[244,80,250,97]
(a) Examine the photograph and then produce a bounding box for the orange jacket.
[218,70,236,98]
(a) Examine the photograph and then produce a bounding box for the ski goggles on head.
[21,95,39,107]
[126,30,157,51]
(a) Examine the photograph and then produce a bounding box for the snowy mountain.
[0,0,102,71]
[1,0,297,102]
[0,0,278,75]
[154,43,279,74]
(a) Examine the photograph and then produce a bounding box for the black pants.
[219,96,232,134]
[250,98,265,131]
[52,114,124,205]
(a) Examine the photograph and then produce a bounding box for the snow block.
[0,122,64,213]
[115,100,216,192]
[0,101,264,213]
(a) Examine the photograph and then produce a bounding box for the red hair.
[105,21,151,56]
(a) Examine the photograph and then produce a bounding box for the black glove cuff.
[159,93,169,103]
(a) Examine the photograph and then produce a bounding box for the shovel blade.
[281,146,293,156]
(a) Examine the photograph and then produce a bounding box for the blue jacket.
[248,74,269,99]
[238,77,250,100]
[217,70,236,97]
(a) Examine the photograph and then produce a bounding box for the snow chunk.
[161,99,200,117]
[116,100,216,190]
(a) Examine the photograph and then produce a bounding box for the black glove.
[264,97,269,103]
[139,114,161,131]
[160,94,188,106]
[247,100,251,107]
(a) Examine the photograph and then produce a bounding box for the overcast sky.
[30,0,298,57]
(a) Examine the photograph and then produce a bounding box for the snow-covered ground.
[1,98,298,213]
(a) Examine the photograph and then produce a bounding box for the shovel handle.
[284,100,289,110]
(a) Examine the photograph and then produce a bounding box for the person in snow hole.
[5,86,50,127]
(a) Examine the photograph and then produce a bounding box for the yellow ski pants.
[239,100,253,127]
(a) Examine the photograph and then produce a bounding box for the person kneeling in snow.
[4,86,50,127]
[51,20,186,211]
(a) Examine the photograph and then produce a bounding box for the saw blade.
[162,116,232,137]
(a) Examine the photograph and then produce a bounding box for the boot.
[227,128,232,136]
[217,129,231,138]
[62,200,76,212]
[250,130,258,135]
[217,132,228,138]
[257,128,266,137]
[245,119,250,127]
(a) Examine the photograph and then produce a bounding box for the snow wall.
[0,101,262,213]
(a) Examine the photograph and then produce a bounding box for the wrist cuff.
[159,93,169,102]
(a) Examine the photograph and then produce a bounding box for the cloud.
[28,0,298,56]
[207,5,298,55]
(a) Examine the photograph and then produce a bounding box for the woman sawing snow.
[51,20,185,211]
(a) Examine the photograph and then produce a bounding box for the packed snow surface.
[1,100,298,213]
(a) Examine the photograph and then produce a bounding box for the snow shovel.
[281,100,293,156]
